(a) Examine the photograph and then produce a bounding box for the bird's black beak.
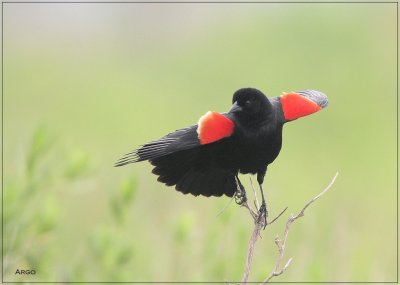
[229,101,242,113]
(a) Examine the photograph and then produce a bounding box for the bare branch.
[241,201,258,221]
[293,172,339,220]
[264,257,293,283]
[241,221,263,284]
[269,207,288,225]
[261,172,338,284]
[240,172,339,284]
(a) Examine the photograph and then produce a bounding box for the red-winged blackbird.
[115,88,328,221]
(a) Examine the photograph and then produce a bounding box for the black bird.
[115,88,328,222]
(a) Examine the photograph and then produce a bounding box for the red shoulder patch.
[197,111,235,145]
[280,92,322,121]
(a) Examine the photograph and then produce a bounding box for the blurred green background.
[3,2,397,283]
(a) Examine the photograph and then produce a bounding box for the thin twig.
[216,195,235,217]
[249,176,260,210]
[261,172,339,284]
[240,172,339,284]
[241,201,258,221]
[269,207,288,225]
[293,172,339,220]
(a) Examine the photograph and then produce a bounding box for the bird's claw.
[257,202,268,229]
[234,189,247,205]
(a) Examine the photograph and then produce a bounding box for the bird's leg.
[257,170,268,229]
[235,175,259,221]
[234,175,248,205]
[257,183,268,229]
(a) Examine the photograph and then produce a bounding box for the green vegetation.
[3,3,397,282]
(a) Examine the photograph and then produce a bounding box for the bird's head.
[229,88,272,120]
[279,90,328,122]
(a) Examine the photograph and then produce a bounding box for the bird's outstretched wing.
[115,112,238,197]
[114,125,200,166]
[114,111,235,166]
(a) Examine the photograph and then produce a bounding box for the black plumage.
[115,88,328,203]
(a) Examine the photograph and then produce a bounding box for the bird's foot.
[234,188,248,205]
[257,202,268,229]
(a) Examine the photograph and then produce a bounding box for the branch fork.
[240,172,339,284]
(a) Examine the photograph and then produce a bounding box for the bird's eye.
[245,100,251,107]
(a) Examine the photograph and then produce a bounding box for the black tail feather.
[151,148,236,198]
